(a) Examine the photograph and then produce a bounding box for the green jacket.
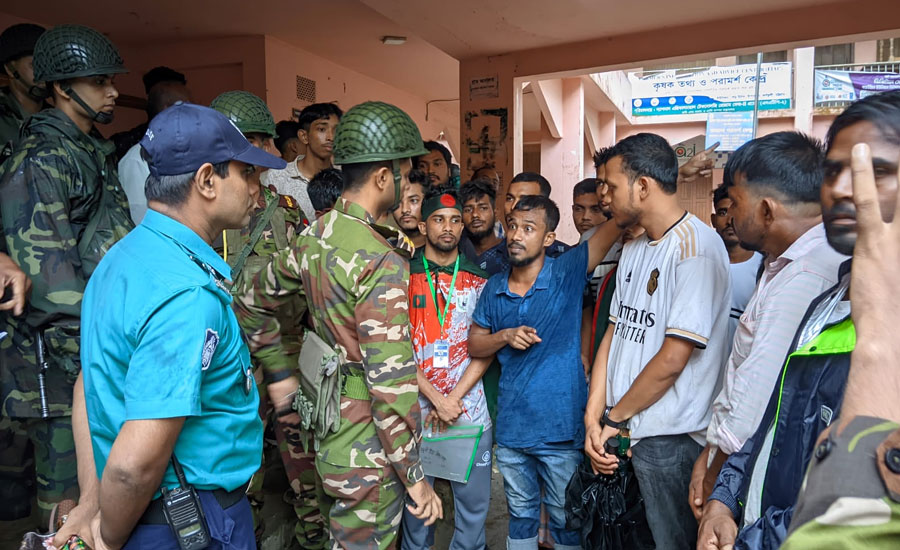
[0,108,133,417]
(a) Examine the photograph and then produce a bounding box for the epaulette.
[268,184,299,209]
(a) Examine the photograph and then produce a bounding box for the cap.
[422,191,462,220]
[140,102,286,177]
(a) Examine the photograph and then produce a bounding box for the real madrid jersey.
[606,212,731,444]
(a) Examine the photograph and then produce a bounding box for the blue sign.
[706,112,754,152]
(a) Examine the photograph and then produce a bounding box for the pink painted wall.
[264,36,459,156]
[539,78,584,243]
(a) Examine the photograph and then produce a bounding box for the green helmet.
[210,91,276,138]
[33,24,126,82]
[333,101,427,165]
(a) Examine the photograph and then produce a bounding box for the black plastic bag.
[564,460,655,550]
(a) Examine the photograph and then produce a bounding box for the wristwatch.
[602,406,628,430]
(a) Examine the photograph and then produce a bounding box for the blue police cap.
[140,101,286,177]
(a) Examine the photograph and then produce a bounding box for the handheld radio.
[161,456,211,550]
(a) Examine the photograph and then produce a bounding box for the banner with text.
[630,63,792,116]
[814,70,900,105]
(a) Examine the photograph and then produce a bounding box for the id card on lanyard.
[423,255,460,370]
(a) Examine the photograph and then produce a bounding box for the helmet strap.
[6,63,49,102]
[391,158,403,207]
[63,84,114,125]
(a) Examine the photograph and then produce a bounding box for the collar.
[768,223,827,272]
[26,108,114,157]
[497,254,554,296]
[141,209,233,281]
[410,248,488,278]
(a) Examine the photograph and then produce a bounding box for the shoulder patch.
[201,328,219,370]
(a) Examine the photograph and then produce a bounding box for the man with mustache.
[417,141,453,188]
[393,169,429,249]
[689,131,846,525]
[263,102,342,222]
[0,24,134,541]
[697,90,900,550]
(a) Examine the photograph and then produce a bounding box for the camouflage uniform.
[0,25,132,527]
[0,87,30,163]
[235,100,430,550]
[782,416,900,549]
[212,89,325,549]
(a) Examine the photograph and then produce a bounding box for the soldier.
[210,89,326,550]
[235,101,443,549]
[0,24,133,540]
[0,23,47,163]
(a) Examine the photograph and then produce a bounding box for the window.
[814,44,855,66]
[737,51,788,64]
[877,38,900,62]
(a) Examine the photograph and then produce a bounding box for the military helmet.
[333,101,427,165]
[210,90,276,138]
[33,24,126,82]
[0,23,45,64]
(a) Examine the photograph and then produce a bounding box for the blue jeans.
[630,434,702,550]
[495,443,582,548]
[123,493,255,549]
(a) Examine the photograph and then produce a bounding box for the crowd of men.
[1,19,899,550]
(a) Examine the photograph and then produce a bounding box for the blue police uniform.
[79,102,284,549]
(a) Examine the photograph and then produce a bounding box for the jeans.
[123,493,255,549]
[495,442,582,549]
[630,434,702,550]
[402,429,493,550]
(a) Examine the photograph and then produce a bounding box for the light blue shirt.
[81,209,262,491]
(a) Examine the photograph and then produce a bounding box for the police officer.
[75,102,285,549]
[235,101,443,549]
[211,90,326,550]
[0,23,47,162]
[0,24,133,541]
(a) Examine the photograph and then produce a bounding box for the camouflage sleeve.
[356,250,424,488]
[233,248,302,381]
[0,155,85,366]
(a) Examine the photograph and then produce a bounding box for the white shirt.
[606,213,732,444]
[260,157,317,221]
[707,224,846,455]
[727,252,763,345]
[118,143,149,224]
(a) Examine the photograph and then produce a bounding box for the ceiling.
[1,0,460,102]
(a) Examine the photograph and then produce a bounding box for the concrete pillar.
[855,40,878,64]
[539,77,584,243]
[793,47,815,134]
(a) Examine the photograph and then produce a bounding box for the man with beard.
[393,169,429,249]
[709,183,763,345]
[417,141,452,188]
[698,90,900,550]
[402,188,494,550]
[505,172,571,257]
[584,133,731,550]
[263,103,342,222]
[689,132,845,523]
[0,24,134,540]
[0,23,47,164]
[469,195,620,550]
[460,178,508,276]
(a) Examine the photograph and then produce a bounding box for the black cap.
[0,23,45,64]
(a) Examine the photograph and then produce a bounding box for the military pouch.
[295,330,344,444]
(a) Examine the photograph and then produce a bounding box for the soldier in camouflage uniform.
[0,23,48,164]
[211,90,327,550]
[0,24,133,538]
[235,101,444,550]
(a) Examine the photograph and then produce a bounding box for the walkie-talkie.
[161,456,211,550]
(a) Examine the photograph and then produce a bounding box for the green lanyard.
[422,254,460,335]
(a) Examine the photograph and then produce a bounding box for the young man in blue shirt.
[72,103,285,549]
[469,195,620,550]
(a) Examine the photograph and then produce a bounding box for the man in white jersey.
[584,133,731,550]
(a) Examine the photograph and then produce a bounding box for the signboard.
[469,75,499,100]
[630,63,792,116]
[674,135,729,169]
[814,70,900,105]
[706,112,754,152]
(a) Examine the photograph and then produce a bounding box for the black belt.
[138,482,249,525]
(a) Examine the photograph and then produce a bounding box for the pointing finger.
[850,143,882,240]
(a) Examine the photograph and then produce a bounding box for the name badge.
[433,340,450,370]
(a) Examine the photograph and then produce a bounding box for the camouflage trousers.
[316,458,404,550]
[0,415,78,525]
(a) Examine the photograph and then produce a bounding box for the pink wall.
[264,36,459,156]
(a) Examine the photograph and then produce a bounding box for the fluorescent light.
[382,36,407,46]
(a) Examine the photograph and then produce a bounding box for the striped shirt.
[707,224,847,454]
